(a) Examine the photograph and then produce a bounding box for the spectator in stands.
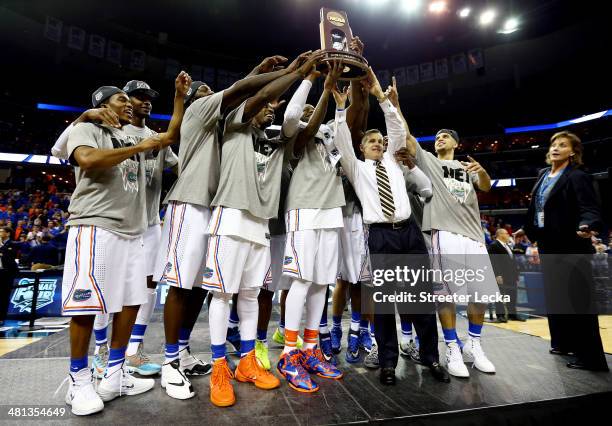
[524,131,608,371]
[0,226,17,325]
[25,234,58,270]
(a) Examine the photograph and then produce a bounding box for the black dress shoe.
[428,363,450,383]
[495,317,508,323]
[380,368,396,385]
[550,348,575,356]
[508,314,526,322]
[567,360,609,372]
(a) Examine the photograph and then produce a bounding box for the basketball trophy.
[319,7,368,80]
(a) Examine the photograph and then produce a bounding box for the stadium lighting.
[400,0,421,13]
[458,7,471,18]
[479,9,496,26]
[428,1,447,14]
[498,17,519,34]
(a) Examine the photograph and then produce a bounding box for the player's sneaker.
[302,348,343,380]
[210,358,235,407]
[331,326,342,354]
[319,332,338,366]
[255,340,271,370]
[364,343,379,369]
[445,342,469,378]
[179,347,212,376]
[92,345,108,379]
[226,327,241,353]
[235,350,280,389]
[277,350,319,393]
[272,328,303,348]
[399,340,423,364]
[463,338,496,374]
[359,328,373,353]
[97,366,155,402]
[161,359,195,400]
[125,343,161,376]
[61,368,104,416]
[345,330,360,363]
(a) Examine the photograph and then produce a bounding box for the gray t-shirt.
[166,90,224,207]
[66,123,147,237]
[415,144,483,243]
[285,132,344,210]
[269,164,293,236]
[123,124,179,226]
[211,100,287,219]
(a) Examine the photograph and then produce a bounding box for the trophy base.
[318,50,368,81]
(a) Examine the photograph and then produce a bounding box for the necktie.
[375,160,396,220]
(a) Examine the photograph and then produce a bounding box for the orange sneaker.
[210,358,235,407]
[235,350,280,390]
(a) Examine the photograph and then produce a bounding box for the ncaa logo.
[136,81,149,89]
[73,289,92,302]
[10,278,58,313]
[95,91,103,101]
[165,262,173,274]
[203,267,214,279]
[283,256,293,266]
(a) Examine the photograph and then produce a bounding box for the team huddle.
[52,40,500,416]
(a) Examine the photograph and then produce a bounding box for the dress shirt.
[334,100,429,224]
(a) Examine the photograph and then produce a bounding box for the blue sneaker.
[331,326,342,354]
[319,332,338,366]
[302,348,343,379]
[226,327,241,353]
[359,329,373,353]
[125,343,161,376]
[277,350,318,393]
[345,330,360,363]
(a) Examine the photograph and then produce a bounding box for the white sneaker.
[61,368,104,416]
[161,359,195,400]
[97,366,155,402]
[179,347,212,376]
[445,342,470,378]
[463,338,496,373]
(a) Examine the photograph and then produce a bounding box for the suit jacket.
[0,240,17,275]
[525,165,602,254]
[487,240,519,286]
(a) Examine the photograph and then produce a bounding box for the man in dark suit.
[488,229,523,322]
[0,226,17,324]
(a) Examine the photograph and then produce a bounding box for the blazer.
[525,165,602,254]
[487,240,519,286]
[0,240,17,275]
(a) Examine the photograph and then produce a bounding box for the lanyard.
[535,168,564,212]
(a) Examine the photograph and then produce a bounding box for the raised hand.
[175,70,193,98]
[332,84,349,109]
[577,224,598,239]
[384,76,399,108]
[362,67,385,100]
[269,99,286,110]
[394,147,415,168]
[305,68,322,83]
[349,36,364,55]
[286,50,313,73]
[257,55,288,73]
[86,108,121,128]
[296,50,326,77]
[460,156,485,174]
[324,61,344,92]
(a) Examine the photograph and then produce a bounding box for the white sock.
[93,313,110,355]
[126,288,157,356]
[237,289,259,344]
[209,293,232,348]
[283,279,310,354]
[303,285,326,350]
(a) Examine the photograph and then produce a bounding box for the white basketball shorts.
[62,225,147,315]
[283,228,339,285]
[143,224,162,277]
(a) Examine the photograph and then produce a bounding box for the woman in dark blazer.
[525,131,608,371]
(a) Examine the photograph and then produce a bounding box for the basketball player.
[398,75,499,378]
[203,50,325,407]
[276,61,346,393]
[154,55,307,400]
[59,85,179,415]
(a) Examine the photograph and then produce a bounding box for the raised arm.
[362,67,406,156]
[222,52,312,112]
[332,85,359,185]
[281,76,314,140]
[385,76,418,157]
[293,62,343,153]
[346,36,365,131]
[243,51,325,123]
[72,137,164,171]
[157,71,192,145]
[245,55,288,78]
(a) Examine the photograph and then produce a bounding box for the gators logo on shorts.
[203,267,214,279]
[283,256,293,266]
[73,289,92,302]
